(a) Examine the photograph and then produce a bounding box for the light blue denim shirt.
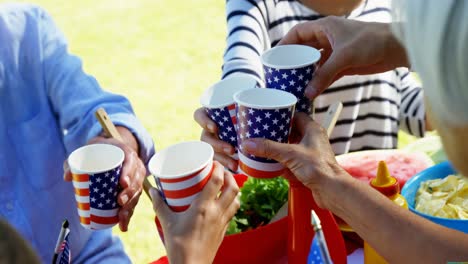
[0,4,155,263]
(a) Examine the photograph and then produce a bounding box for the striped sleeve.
[223,0,269,86]
[397,68,426,138]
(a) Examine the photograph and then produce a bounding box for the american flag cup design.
[200,75,257,163]
[68,144,124,230]
[234,88,297,178]
[149,141,214,212]
[261,45,321,115]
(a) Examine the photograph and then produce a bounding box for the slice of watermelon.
[336,150,434,188]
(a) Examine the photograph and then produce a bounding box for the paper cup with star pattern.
[68,144,124,230]
[261,44,321,115]
[234,88,297,178]
[200,75,257,163]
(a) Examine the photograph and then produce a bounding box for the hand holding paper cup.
[234,88,297,178]
[261,44,321,114]
[149,141,214,212]
[200,75,257,159]
[68,144,124,230]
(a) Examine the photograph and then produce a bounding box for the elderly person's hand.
[241,112,347,209]
[63,126,146,232]
[151,161,240,264]
[194,107,238,172]
[279,17,410,98]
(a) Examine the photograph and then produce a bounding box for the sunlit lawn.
[8,1,418,262]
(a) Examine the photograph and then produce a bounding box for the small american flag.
[264,64,316,114]
[58,230,71,264]
[236,104,295,178]
[308,236,325,264]
[205,103,238,148]
[73,164,121,229]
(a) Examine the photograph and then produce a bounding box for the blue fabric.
[0,3,155,263]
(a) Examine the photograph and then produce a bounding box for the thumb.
[305,52,349,98]
[63,160,72,181]
[242,138,296,165]
[149,188,171,222]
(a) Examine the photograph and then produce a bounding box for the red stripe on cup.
[239,160,285,178]
[80,216,91,225]
[162,166,214,199]
[75,188,90,196]
[72,173,89,182]
[91,214,119,225]
[159,167,205,183]
[77,202,90,210]
[169,205,190,212]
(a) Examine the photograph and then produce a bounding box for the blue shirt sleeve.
[36,7,155,163]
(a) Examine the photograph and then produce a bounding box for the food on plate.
[336,150,433,187]
[415,174,468,219]
[226,177,288,235]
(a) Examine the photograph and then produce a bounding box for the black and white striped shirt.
[223,0,425,154]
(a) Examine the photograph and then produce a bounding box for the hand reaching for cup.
[241,112,348,209]
[150,161,240,264]
[194,107,238,172]
[63,126,146,232]
[279,16,410,98]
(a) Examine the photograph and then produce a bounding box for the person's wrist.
[116,126,140,155]
[166,237,211,264]
[381,23,410,68]
[319,162,352,211]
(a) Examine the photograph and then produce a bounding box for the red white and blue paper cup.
[148,141,214,212]
[200,75,257,165]
[68,144,124,230]
[261,45,321,115]
[234,88,297,178]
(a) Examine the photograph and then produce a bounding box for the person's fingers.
[197,161,225,201]
[218,170,240,209]
[118,206,134,232]
[118,186,142,232]
[222,195,240,225]
[242,138,297,164]
[279,21,321,46]
[305,51,351,98]
[194,108,218,134]
[117,149,144,207]
[63,160,72,181]
[288,113,314,143]
[213,152,238,172]
[201,130,235,156]
[150,188,172,222]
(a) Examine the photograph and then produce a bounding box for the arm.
[222,0,268,85]
[195,0,269,170]
[278,17,410,98]
[242,113,468,263]
[37,8,155,231]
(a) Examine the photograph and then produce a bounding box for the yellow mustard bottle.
[364,161,408,264]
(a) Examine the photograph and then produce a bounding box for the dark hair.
[0,219,40,264]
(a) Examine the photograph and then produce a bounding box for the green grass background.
[6,1,416,262]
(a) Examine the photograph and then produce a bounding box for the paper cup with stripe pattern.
[261,44,320,115]
[200,75,257,163]
[234,88,297,178]
[68,144,124,230]
[148,141,214,212]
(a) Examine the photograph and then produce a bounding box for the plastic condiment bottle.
[364,161,408,264]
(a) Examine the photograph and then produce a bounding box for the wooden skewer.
[95,108,154,201]
[269,102,343,223]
